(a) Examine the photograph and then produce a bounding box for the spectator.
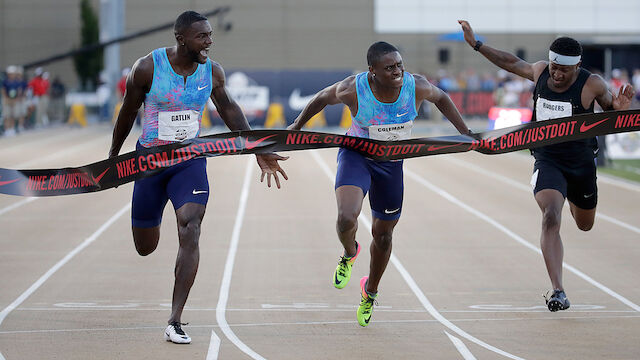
[1,65,27,136]
[49,76,66,123]
[28,67,50,127]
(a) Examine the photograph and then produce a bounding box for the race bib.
[158,110,200,142]
[535,98,572,121]
[368,121,413,141]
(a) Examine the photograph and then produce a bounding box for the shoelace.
[170,322,189,336]
[337,257,348,276]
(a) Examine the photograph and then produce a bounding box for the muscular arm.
[458,20,542,82]
[108,55,152,157]
[288,76,356,130]
[587,74,635,111]
[210,63,251,131]
[415,74,469,134]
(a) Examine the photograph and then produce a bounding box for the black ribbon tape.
[1,109,639,197]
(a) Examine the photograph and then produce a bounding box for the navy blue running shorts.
[132,141,209,228]
[335,147,404,220]
[531,157,597,210]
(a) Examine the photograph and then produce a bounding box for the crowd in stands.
[1,65,66,136]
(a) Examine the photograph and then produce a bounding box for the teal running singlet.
[139,48,212,147]
[347,71,417,140]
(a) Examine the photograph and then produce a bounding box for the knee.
[178,218,202,249]
[541,208,561,231]
[372,229,393,252]
[576,220,594,232]
[134,242,157,256]
[336,212,358,234]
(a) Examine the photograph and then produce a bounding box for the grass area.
[599,159,640,183]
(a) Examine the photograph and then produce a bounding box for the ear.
[369,65,374,75]
[175,33,184,46]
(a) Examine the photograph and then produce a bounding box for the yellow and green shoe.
[357,276,378,327]
[333,241,361,289]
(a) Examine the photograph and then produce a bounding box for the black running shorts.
[531,157,597,210]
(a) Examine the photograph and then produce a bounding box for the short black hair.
[174,10,208,35]
[367,41,399,66]
[550,37,582,57]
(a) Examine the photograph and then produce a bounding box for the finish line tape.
[1,109,638,197]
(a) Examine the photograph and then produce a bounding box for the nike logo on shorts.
[192,190,208,195]
[384,208,400,214]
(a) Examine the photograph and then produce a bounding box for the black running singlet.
[531,67,598,162]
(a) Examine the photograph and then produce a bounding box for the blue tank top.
[347,71,417,139]
[139,48,212,147]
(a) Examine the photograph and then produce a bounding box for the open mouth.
[200,48,210,57]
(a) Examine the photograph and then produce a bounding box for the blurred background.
[1,0,639,177]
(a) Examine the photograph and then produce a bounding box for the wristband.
[473,40,483,51]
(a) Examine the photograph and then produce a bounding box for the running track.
[0,125,638,359]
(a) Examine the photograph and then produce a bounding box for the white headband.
[549,50,581,66]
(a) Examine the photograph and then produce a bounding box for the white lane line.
[213,157,266,360]
[3,313,640,335]
[598,174,640,192]
[445,331,478,360]
[445,157,640,235]
[0,197,37,216]
[0,203,131,360]
[206,330,221,360]
[311,150,524,360]
[405,167,640,313]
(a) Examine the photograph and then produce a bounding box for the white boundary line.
[444,157,640,235]
[0,203,131,360]
[206,330,221,360]
[404,167,640,313]
[445,331,478,360]
[212,157,266,360]
[311,150,522,360]
[0,197,37,217]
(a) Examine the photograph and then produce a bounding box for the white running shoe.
[164,322,191,344]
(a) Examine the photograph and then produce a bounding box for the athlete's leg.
[366,217,399,294]
[132,226,161,256]
[535,189,565,291]
[168,202,205,324]
[568,203,596,231]
[335,185,365,257]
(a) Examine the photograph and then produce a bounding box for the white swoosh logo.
[384,208,400,214]
[197,85,209,91]
[288,88,315,110]
[396,112,408,117]
[192,190,208,195]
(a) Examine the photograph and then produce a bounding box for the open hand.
[457,20,476,48]
[612,84,636,110]
[256,153,289,189]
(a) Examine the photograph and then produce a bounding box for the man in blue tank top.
[459,20,635,312]
[288,42,471,326]
[108,11,288,344]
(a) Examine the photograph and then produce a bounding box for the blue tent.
[438,31,485,42]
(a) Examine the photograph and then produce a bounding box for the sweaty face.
[372,52,404,88]
[183,20,213,64]
[548,62,578,88]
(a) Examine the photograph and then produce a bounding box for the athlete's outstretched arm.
[415,75,470,135]
[458,20,540,82]
[109,55,152,157]
[587,74,635,111]
[288,76,356,131]
[210,62,288,188]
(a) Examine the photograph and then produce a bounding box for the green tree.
[73,0,103,91]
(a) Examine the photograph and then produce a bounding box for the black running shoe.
[544,290,570,312]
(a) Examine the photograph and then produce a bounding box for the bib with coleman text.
[368,121,413,141]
